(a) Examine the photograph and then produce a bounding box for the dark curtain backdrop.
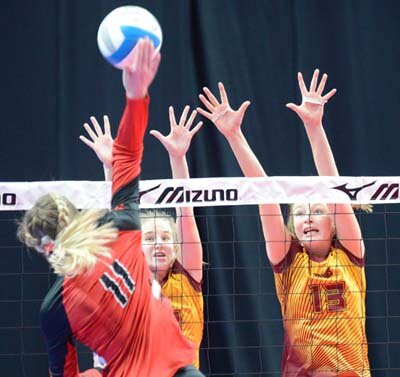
[1,1,400,376]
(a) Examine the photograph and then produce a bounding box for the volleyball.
[97,6,162,69]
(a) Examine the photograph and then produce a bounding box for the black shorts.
[174,365,205,377]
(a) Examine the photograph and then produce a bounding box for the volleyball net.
[2,176,400,376]
[2,176,400,210]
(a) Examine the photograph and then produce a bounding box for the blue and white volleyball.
[97,6,162,69]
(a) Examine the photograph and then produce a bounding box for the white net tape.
[0,176,399,210]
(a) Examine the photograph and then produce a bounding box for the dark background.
[1,0,400,376]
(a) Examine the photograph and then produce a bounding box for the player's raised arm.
[112,38,161,196]
[197,83,291,265]
[150,106,203,281]
[286,69,364,258]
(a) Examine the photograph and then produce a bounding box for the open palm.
[80,115,113,168]
[150,106,203,158]
[286,69,336,127]
[197,82,250,138]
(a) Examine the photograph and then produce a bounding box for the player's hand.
[286,69,336,128]
[197,82,250,139]
[79,368,103,377]
[79,115,113,169]
[150,106,203,158]
[123,37,161,99]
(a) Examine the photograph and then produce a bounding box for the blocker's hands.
[286,69,336,128]
[197,82,250,139]
[150,106,203,158]
[80,115,113,169]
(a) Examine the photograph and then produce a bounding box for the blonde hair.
[286,204,297,239]
[140,209,179,244]
[18,194,117,277]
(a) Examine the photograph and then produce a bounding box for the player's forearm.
[304,123,339,177]
[169,155,190,180]
[169,155,193,217]
[177,215,202,252]
[225,131,291,262]
[103,165,112,181]
[112,97,149,194]
[170,155,202,277]
[176,208,203,282]
[226,131,268,178]
[114,97,149,154]
[170,154,199,251]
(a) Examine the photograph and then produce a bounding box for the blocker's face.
[141,218,177,272]
[292,203,335,252]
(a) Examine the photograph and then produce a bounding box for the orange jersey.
[272,241,370,377]
[162,261,204,369]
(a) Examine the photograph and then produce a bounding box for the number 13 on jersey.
[310,282,346,313]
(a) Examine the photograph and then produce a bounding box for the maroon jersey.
[40,97,195,377]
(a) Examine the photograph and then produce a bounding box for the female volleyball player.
[81,105,204,370]
[197,70,370,377]
[17,39,204,377]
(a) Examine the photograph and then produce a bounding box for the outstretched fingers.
[150,49,161,74]
[196,106,212,120]
[131,38,143,71]
[190,121,203,135]
[322,88,337,102]
[169,106,178,127]
[203,87,220,107]
[285,103,301,116]
[83,122,98,141]
[79,135,95,149]
[185,109,198,130]
[149,129,168,148]
[297,72,308,96]
[309,69,320,92]
[178,105,190,127]
[316,73,328,95]
[218,82,230,105]
[298,69,335,102]
[90,116,103,137]
[103,115,111,136]
[238,101,251,117]
[198,92,215,113]
[142,37,151,68]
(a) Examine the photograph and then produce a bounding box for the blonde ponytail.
[50,210,117,276]
[18,194,118,277]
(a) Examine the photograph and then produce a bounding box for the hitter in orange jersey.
[197,71,370,376]
[82,106,204,370]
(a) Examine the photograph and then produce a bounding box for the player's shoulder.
[40,276,64,318]
[39,276,71,337]
[167,261,202,292]
[332,240,365,268]
[272,239,304,273]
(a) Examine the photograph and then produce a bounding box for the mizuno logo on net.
[139,185,239,205]
[333,181,400,201]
